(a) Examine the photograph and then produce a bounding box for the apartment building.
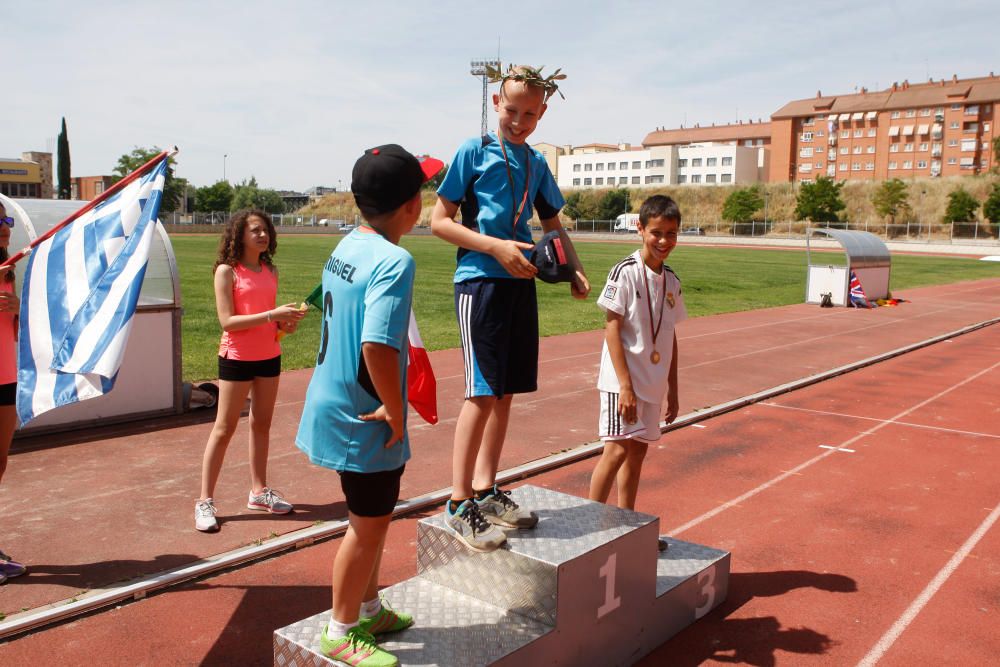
[71,175,115,201]
[770,74,998,182]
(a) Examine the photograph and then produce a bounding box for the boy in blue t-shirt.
[431,64,590,552]
[297,144,443,667]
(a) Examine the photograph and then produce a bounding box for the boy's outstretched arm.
[359,342,405,448]
[431,197,537,279]
[540,215,590,299]
[665,332,680,424]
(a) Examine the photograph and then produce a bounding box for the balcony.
[828,136,837,146]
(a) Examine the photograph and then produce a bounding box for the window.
[902,160,912,169]
[817,130,825,137]
[839,162,848,171]
[903,143,913,152]
[949,121,960,129]
[948,139,958,147]
[866,161,875,171]
[756,139,764,146]
[584,178,592,185]
[917,160,928,169]
[721,174,732,183]
[596,163,604,171]
[919,142,929,151]
[890,144,899,153]
[963,122,979,133]
[691,158,703,167]
[852,162,861,171]
[632,161,641,169]
[840,146,849,155]
[947,157,957,165]
[705,174,717,183]
[620,161,628,170]
[853,146,863,154]
[690,174,701,183]
[744,139,753,147]
[722,157,733,166]
[854,129,864,138]
[799,164,812,172]
[905,109,916,118]
[815,161,824,169]
[867,128,877,137]
[920,108,932,116]
[706,157,717,166]
[572,164,581,172]
[595,177,604,185]
[677,175,687,184]
[572,178,581,185]
[801,132,813,141]
[631,176,640,184]
[95,182,105,194]
[803,116,815,126]
[867,146,876,154]
[891,111,900,119]
[888,161,897,170]
[951,103,961,111]
[584,163,592,171]
[649,159,665,168]
[607,162,615,170]
[619,177,628,185]
[961,139,977,151]
[985,123,991,132]
[800,178,813,184]
[678,158,688,167]
[644,175,665,184]
[840,130,850,138]
[965,105,979,115]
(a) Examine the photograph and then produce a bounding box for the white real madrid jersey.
[596,250,687,403]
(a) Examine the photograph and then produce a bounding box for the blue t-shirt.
[295,230,414,473]
[437,133,565,283]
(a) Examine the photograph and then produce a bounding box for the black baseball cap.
[351,144,444,217]
[529,230,576,284]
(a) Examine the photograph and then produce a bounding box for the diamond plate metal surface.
[273,578,549,667]
[655,536,729,597]
[417,485,655,625]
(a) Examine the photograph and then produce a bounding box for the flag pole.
[0,146,178,271]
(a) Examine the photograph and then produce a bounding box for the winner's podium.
[274,486,729,666]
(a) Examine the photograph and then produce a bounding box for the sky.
[5,0,998,193]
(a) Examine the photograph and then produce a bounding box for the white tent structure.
[805,228,891,306]
[2,195,183,434]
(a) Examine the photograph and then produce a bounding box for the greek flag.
[16,158,168,424]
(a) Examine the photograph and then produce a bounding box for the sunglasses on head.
[0,217,14,227]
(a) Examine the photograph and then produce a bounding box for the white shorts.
[598,391,662,443]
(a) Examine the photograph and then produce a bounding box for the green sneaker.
[319,625,397,667]
[359,599,413,635]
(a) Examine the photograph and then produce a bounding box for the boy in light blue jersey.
[431,64,590,552]
[297,144,443,667]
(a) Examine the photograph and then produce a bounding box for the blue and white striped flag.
[16,158,168,424]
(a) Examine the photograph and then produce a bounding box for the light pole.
[223,154,228,183]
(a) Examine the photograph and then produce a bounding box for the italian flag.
[305,284,438,424]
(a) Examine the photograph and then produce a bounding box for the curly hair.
[213,209,277,272]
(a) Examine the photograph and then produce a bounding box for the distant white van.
[614,213,639,232]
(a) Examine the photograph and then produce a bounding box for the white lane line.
[856,501,1000,667]
[669,359,1000,536]
[761,402,1000,440]
[819,445,855,452]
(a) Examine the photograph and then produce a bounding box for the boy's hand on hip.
[492,240,537,279]
[571,271,590,299]
[358,405,405,448]
[618,387,637,425]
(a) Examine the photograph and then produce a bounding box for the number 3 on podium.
[694,565,717,619]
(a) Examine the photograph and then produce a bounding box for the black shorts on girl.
[338,465,405,517]
[454,278,538,398]
[217,355,281,382]
[0,382,15,406]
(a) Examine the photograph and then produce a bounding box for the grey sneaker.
[195,498,219,533]
[247,487,292,514]
[476,485,538,528]
[445,498,506,552]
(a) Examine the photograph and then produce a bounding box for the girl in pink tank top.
[0,201,27,581]
[195,210,306,533]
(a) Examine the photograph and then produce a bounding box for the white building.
[557,143,765,190]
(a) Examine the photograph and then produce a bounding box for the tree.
[112,147,185,212]
[57,117,71,199]
[194,181,234,213]
[230,177,285,213]
[794,176,845,222]
[983,184,1000,225]
[722,187,764,222]
[597,188,630,221]
[943,187,979,223]
[871,178,911,225]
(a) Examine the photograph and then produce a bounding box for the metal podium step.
[274,486,729,666]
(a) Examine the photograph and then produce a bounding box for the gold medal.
[650,350,660,364]
[641,260,666,367]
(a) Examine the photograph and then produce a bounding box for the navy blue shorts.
[454,278,538,398]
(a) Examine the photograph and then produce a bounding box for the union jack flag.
[849,270,873,309]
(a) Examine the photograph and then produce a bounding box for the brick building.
[770,73,998,182]
[71,175,115,201]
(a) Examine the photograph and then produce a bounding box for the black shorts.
[0,382,15,406]
[454,278,538,398]
[338,465,405,517]
[218,355,281,382]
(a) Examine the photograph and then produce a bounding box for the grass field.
[173,234,999,381]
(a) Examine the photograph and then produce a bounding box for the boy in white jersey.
[589,195,686,552]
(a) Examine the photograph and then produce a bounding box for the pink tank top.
[0,279,16,385]
[218,263,281,361]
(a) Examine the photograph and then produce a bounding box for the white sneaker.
[195,498,219,532]
[445,498,506,552]
[247,487,293,514]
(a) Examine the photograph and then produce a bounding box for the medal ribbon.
[641,258,665,350]
[498,132,531,238]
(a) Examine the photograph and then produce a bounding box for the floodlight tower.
[470,59,500,136]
